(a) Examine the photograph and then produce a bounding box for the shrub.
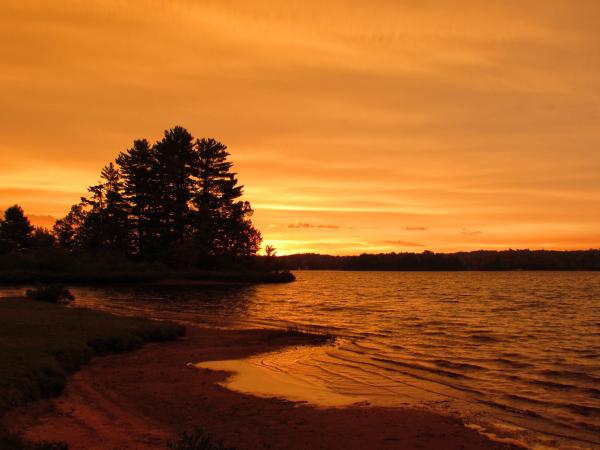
[25,285,74,304]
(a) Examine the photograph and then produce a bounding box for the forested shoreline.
[279,250,600,271]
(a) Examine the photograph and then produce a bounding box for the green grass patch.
[0,297,185,416]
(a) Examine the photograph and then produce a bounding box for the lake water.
[3,271,600,449]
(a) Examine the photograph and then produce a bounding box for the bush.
[25,285,74,304]
[167,429,235,450]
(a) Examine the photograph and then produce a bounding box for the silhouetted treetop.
[0,205,34,251]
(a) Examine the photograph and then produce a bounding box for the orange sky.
[1,1,600,255]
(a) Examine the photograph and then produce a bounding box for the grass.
[167,429,236,450]
[0,297,185,415]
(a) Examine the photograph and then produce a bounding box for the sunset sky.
[1,1,599,255]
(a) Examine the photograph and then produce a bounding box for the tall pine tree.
[116,139,156,255]
[152,127,195,249]
[80,162,129,250]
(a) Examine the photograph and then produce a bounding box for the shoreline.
[0,269,295,286]
[3,325,521,450]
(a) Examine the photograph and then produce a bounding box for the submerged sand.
[3,327,521,450]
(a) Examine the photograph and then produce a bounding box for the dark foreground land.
[0,297,184,448]
[1,299,520,450]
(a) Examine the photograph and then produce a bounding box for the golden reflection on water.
[196,347,361,407]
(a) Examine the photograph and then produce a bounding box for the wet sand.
[3,326,521,450]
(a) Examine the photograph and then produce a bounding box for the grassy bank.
[0,297,184,415]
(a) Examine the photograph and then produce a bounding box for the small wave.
[320,306,347,311]
[371,356,470,379]
[566,404,600,417]
[423,331,448,336]
[480,399,542,418]
[490,307,519,312]
[539,369,600,384]
[576,420,600,434]
[506,394,600,419]
[504,393,549,406]
[433,359,486,371]
[470,334,500,343]
[500,352,523,358]
[528,378,579,391]
[388,344,404,350]
[582,387,600,398]
[492,358,532,369]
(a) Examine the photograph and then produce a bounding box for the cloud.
[461,229,482,235]
[405,226,428,231]
[383,240,425,247]
[288,222,340,229]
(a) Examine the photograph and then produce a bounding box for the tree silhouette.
[53,203,86,249]
[192,138,261,257]
[116,139,156,255]
[152,127,196,249]
[80,162,130,250]
[0,205,33,251]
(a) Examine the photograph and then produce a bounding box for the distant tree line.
[278,250,600,271]
[0,127,261,266]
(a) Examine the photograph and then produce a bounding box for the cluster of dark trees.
[47,127,261,262]
[0,205,54,254]
[279,250,600,271]
[0,127,262,269]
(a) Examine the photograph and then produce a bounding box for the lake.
[3,271,599,449]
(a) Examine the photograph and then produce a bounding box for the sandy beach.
[3,326,521,450]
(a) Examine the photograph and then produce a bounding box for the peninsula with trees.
[0,126,291,284]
